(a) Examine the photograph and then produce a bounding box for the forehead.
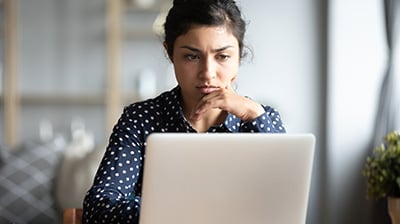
[174,25,239,49]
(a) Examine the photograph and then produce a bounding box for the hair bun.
[173,0,208,6]
[173,0,187,5]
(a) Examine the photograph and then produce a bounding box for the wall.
[238,0,321,133]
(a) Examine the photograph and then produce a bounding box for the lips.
[197,85,220,94]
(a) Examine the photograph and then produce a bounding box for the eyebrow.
[180,45,234,53]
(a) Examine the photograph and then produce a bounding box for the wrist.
[244,101,265,121]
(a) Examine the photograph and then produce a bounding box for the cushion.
[0,137,66,224]
[55,130,104,210]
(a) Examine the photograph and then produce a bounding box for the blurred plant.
[363,130,400,199]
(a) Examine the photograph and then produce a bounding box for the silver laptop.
[140,133,315,224]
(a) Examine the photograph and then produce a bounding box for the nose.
[199,57,216,80]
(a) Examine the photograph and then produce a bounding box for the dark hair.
[164,0,247,59]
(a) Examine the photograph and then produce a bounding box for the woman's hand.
[189,88,265,122]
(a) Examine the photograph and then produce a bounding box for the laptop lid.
[139,133,315,224]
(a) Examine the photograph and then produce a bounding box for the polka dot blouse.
[82,86,286,224]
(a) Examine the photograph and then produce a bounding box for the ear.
[230,74,237,84]
[163,42,173,62]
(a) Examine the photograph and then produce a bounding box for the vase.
[388,197,400,224]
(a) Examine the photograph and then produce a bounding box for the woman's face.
[169,25,240,105]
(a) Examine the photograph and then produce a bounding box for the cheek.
[222,63,238,82]
[173,63,194,82]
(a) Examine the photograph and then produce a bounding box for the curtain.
[372,0,400,147]
[369,1,399,222]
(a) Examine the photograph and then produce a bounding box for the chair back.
[63,208,83,224]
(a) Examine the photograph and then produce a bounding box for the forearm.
[82,105,145,223]
[82,186,141,224]
[241,99,266,122]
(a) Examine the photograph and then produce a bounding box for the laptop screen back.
[139,133,315,224]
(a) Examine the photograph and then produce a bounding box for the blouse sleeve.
[239,105,286,133]
[82,106,144,224]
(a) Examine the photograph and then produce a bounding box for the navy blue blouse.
[82,86,286,223]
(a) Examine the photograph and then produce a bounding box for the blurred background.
[0,0,398,223]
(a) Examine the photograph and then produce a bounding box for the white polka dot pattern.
[82,86,285,223]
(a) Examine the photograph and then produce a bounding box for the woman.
[82,0,286,223]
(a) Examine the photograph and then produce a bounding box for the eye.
[184,54,200,61]
[217,54,230,61]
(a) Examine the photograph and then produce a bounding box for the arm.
[82,106,144,224]
[189,88,286,133]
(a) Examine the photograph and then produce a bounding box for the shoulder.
[122,86,180,115]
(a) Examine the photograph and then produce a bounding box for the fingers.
[189,94,217,120]
[189,89,232,120]
[189,88,265,122]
